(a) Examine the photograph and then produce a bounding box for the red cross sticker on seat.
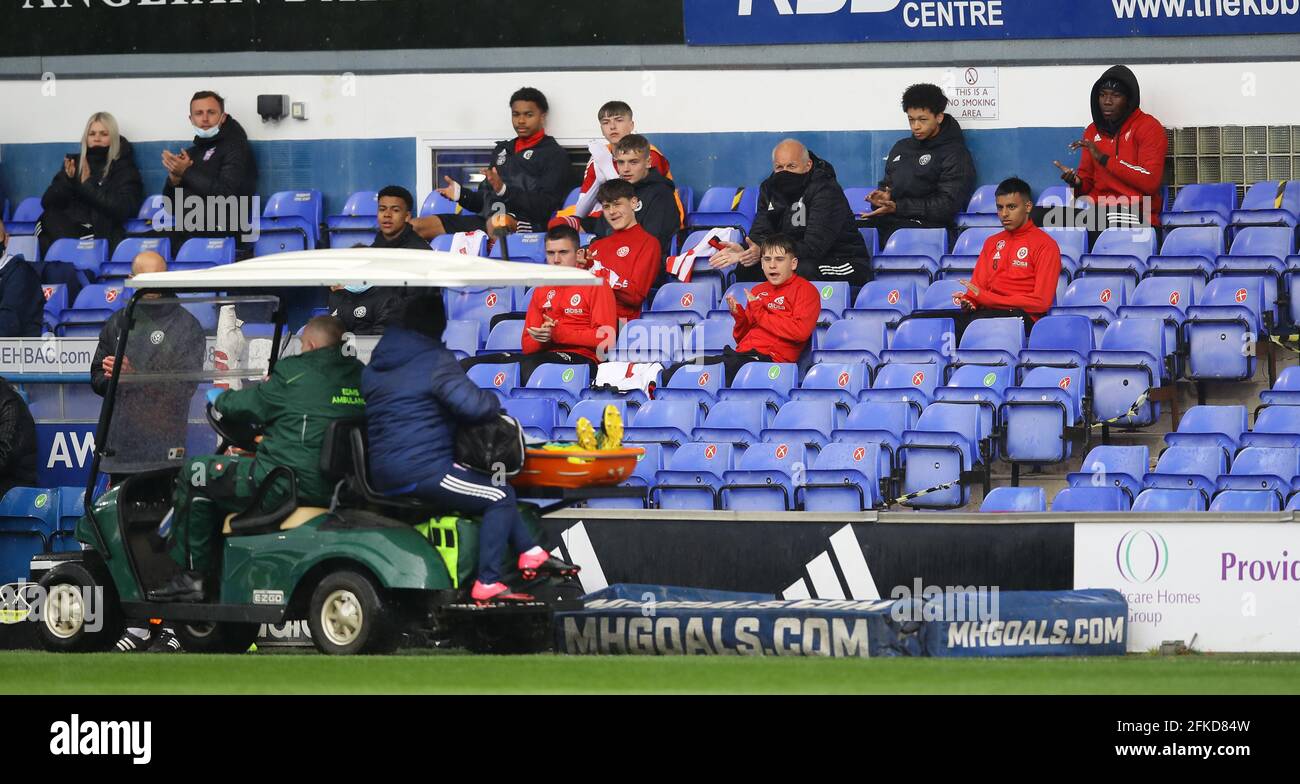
[837,371,850,388]
[1235,288,1249,303]
[886,289,900,305]
[485,292,498,307]
[1059,376,1072,390]
[698,371,710,387]
[1099,289,1112,304]
[681,292,695,307]
[774,444,789,459]
[42,287,53,300]
[105,288,120,303]
[852,446,867,462]
[704,445,717,460]
[1168,291,1180,306]
[911,371,925,386]
[492,371,506,387]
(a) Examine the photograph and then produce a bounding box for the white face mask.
[193,124,221,140]
[344,284,372,294]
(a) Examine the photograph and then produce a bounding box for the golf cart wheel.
[307,570,397,655]
[173,621,261,654]
[35,565,123,653]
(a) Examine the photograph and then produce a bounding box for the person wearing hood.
[38,111,144,257]
[1053,65,1167,228]
[0,376,38,503]
[0,220,44,338]
[574,133,681,257]
[161,91,258,246]
[362,293,580,605]
[327,185,424,334]
[861,83,976,243]
[712,139,869,285]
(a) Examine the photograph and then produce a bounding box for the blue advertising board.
[684,0,1300,46]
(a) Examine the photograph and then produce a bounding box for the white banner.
[0,338,98,376]
[1074,522,1300,653]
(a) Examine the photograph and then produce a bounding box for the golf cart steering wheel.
[206,402,263,453]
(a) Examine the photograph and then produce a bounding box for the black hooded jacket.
[165,116,258,230]
[749,152,868,267]
[0,255,43,338]
[1091,64,1141,137]
[0,377,38,500]
[881,116,976,227]
[582,169,681,258]
[458,135,571,231]
[41,137,144,249]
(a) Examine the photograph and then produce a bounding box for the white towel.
[573,140,618,218]
[595,361,664,394]
[449,230,488,257]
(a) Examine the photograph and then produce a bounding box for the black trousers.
[436,213,488,234]
[857,214,953,247]
[1032,204,1148,248]
[901,307,1034,342]
[460,351,595,386]
[36,210,95,257]
[663,346,773,387]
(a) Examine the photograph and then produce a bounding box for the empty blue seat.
[328,229,376,250]
[5,234,39,264]
[899,403,985,509]
[1164,404,1248,456]
[813,281,851,323]
[1117,276,1194,372]
[1078,227,1158,296]
[0,487,60,584]
[1242,406,1300,449]
[1037,186,1075,209]
[1161,183,1237,229]
[1065,445,1149,505]
[980,486,1046,513]
[1051,277,1126,347]
[939,226,1001,280]
[260,189,322,249]
[685,186,758,232]
[1209,490,1280,512]
[583,443,662,510]
[42,283,68,332]
[1142,446,1227,508]
[445,287,513,342]
[52,486,85,551]
[654,363,724,410]
[1185,277,1264,382]
[720,441,805,511]
[693,400,768,449]
[480,320,523,354]
[644,282,716,325]
[652,442,734,510]
[502,397,558,441]
[326,190,379,231]
[917,280,965,311]
[881,317,954,367]
[553,399,630,442]
[790,362,867,408]
[1051,486,1131,512]
[1260,366,1300,407]
[612,319,684,364]
[442,319,479,360]
[933,364,1012,451]
[466,362,519,400]
[1213,446,1299,508]
[58,283,130,334]
[1018,314,1095,378]
[5,197,43,235]
[845,281,916,332]
[1087,318,1167,427]
[760,400,838,451]
[1131,488,1207,512]
[1042,226,1088,266]
[1216,226,1293,325]
[489,232,547,263]
[801,443,883,512]
[1146,226,1224,285]
[953,316,1026,367]
[717,362,797,413]
[858,362,937,420]
[843,187,873,216]
[512,363,591,411]
[684,317,735,356]
[872,228,948,292]
[811,319,885,366]
[419,191,461,217]
[954,185,1000,228]
[624,399,701,453]
[1001,366,1084,465]
[831,400,913,479]
[1230,180,1300,229]
[176,237,236,266]
[111,236,172,266]
[46,238,108,279]
[122,194,169,236]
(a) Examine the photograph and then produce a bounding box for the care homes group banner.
[684,0,1300,46]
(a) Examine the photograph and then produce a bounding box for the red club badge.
[911,371,925,386]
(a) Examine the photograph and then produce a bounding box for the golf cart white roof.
[129,247,599,289]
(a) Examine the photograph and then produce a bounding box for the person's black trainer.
[115,630,152,652]
[147,572,206,603]
[151,630,184,653]
[517,551,581,581]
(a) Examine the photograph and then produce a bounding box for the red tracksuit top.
[967,220,1062,318]
[521,282,618,362]
[1076,107,1168,223]
[586,223,662,322]
[732,274,819,363]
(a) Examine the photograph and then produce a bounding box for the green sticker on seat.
[34,493,48,509]
[983,373,996,387]
[562,368,575,383]
[768,365,781,380]
[821,285,834,299]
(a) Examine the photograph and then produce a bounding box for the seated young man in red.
[460,224,617,383]
[951,177,1062,337]
[663,233,818,385]
[565,100,681,223]
[584,179,661,323]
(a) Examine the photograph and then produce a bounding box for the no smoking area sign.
[945,66,999,121]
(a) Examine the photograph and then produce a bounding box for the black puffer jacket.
[0,377,38,500]
[166,116,258,210]
[881,116,976,227]
[749,152,868,267]
[459,135,571,231]
[41,137,144,249]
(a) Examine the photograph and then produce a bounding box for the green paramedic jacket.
[213,344,366,504]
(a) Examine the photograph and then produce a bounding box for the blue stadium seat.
[1209,490,1279,512]
[260,189,322,249]
[1215,226,1293,326]
[1000,366,1084,466]
[57,283,130,335]
[954,185,1000,228]
[831,400,913,481]
[953,316,1026,367]
[1078,227,1158,298]
[872,228,947,293]
[327,190,379,231]
[1037,186,1074,209]
[111,236,172,266]
[328,229,375,250]
[489,232,547,263]
[933,364,1013,454]
[1018,314,1094,377]
[1051,486,1131,512]
[431,231,488,256]
[810,319,885,367]
[980,486,1046,513]
[1116,277,1194,374]
[1051,277,1126,347]
[707,282,759,320]
[673,228,742,283]
[939,226,1001,281]
[899,403,985,509]
[442,319,479,361]
[1185,277,1264,382]
[466,362,519,400]
[917,280,965,311]
[643,282,717,325]
[123,194,169,236]
[419,191,462,217]
[789,362,867,408]
[857,362,937,420]
[760,400,838,451]
[843,281,916,342]
[5,197,44,236]
[1065,445,1149,505]
[880,317,953,367]
[1230,180,1300,229]
[1041,227,1086,303]
[859,227,880,259]
[683,316,735,357]
[502,397,558,441]
[717,362,797,413]
[654,363,724,411]
[445,287,513,341]
[1259,366,1300,407]
[1161,183,1237,229]
[1142,446,1227,508]
[511,363,591,412]
[1087,318,1167,427]
[585,443,662,510]
[1242,406,1300,449]
[46,238,108,280]
[5,234,39,264]
[53,486,85,551]
[1145,226,1223,289]
[843,187,873,216]
[1213,446,1300,509]
[479,320,523,354]
[1164,405,1248,457]
[720,442,805,511]
[693,400,768,449]
[1131,488,1207,512]
[553,399,630,443]
[611,319,683,364]
[651,442,734,510]
[624,399,702,455]
[685,186,758,232]
[0,487,60,584]
[42,284,68,333]
[813,281,851,324]
[800,443,883,512]
[176,237,236,267]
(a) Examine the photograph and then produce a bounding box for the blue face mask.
[193,124,221,140]
[344,284,372,294]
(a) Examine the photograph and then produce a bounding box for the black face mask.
[771,169,811,201]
